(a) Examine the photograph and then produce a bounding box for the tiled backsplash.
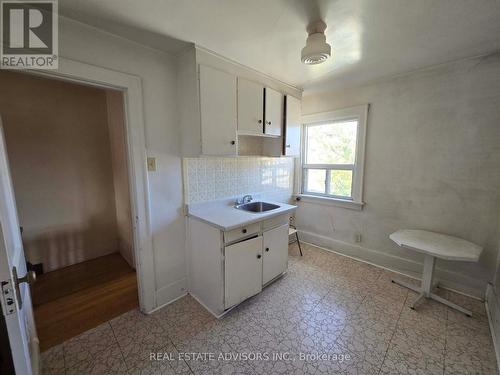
[183,157,294,204]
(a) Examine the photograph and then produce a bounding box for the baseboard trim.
[298,230,485,299]
[485,284,500,374]
[147,292,188,315]
[150,278,188,313]
[189,292,239,319]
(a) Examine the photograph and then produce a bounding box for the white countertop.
[390,229,482,262]
[187,199,297,231]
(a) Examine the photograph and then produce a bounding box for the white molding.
[299,230,486,299]
[294,194,364,211]
[300,104,369,204]
[146,292,188,315]
[155,278,188,308]
[486,283,500,374]
[24,56,156,312]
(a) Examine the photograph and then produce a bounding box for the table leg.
[391,253,473,317]
[431,293,472,317]
[391,279,420,293]
[421,254,435,297]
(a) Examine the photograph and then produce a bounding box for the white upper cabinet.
[284,95,301,156]
[264,87,283,137]
[199,65,237,155]
[177,46,301,157]
[237,78,264,135]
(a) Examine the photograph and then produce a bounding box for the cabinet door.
[237,78,264,135]
[284,95,301,156]
[199,65,237,155]
[264,87,283,136]
[263,224,289,285]
[224,236,263,309]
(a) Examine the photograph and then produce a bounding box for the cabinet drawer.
[262,214,289,231]
[224,222,261,243]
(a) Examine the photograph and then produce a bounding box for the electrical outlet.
[355,233,362,243]
[147,157,156,171]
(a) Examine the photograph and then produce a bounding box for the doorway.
[0,71,138,351]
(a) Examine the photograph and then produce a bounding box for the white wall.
[300,53,500,298]
[106,89,135,268]
[58,17,186,306]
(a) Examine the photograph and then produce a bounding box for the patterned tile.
[446,290,487,317]
[380,345,444,375]
[41,344,65,375]
[320,341,383,375]
[152,296,217,346]
[127,341,193,375]
[110,307,179,374]
[355,293,405,325]
[63,322,118,368]
[336,319,393,369]
[65,343,127,375]
[404,293,449,321]
[397,305,447,337]
[40,243,498,375]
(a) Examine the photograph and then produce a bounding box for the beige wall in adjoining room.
[0,70,119,272]
[105,89,135,268]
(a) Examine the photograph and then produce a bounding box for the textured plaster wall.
[300,53,500,297]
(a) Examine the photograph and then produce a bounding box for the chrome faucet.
[235,194,253,206]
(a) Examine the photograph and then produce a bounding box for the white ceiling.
[59,0,500,92]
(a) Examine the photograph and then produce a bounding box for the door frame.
[18,57,156,313]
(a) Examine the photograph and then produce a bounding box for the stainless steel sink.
[235,201,280,213]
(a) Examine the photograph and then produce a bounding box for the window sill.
[293,194,365,211]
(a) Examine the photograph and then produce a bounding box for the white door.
[199,65,238,155]
[264,87,283,137]
[0,119,39,375]
[237,78,264,135]
[263,224,289,285]
[224,236,263,309]
[284,95,301,156]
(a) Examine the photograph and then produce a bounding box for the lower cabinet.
[263,224,289,285]
[187,214,290,316]
[224,236,263,309]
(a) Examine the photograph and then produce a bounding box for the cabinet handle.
[242,229,247,234]
[257,254,262,259]
[286,144,291,148]
[266,121,272,125]
[230,140,236,145]
[258,120,262,124]
[265,247,269,252]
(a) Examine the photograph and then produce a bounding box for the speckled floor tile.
[41,243,498,375]
[63,322,118,368]
[41,343,65,375]
[65,343,127,375]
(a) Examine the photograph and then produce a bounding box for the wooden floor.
[33,253,138,351]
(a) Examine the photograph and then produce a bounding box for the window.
[301,105,368,206]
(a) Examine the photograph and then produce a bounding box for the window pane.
[306,120,358,164]
[305,169,326,194]
[329,170,353,197]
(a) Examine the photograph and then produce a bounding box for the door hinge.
[1,280,16,316]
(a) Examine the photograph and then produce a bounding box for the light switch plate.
[147,157,156,171]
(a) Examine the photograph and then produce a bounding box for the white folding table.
[389,229,483,317]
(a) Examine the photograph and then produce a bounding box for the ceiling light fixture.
[301,20,331,65]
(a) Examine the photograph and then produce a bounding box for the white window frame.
[299,104,369,210]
